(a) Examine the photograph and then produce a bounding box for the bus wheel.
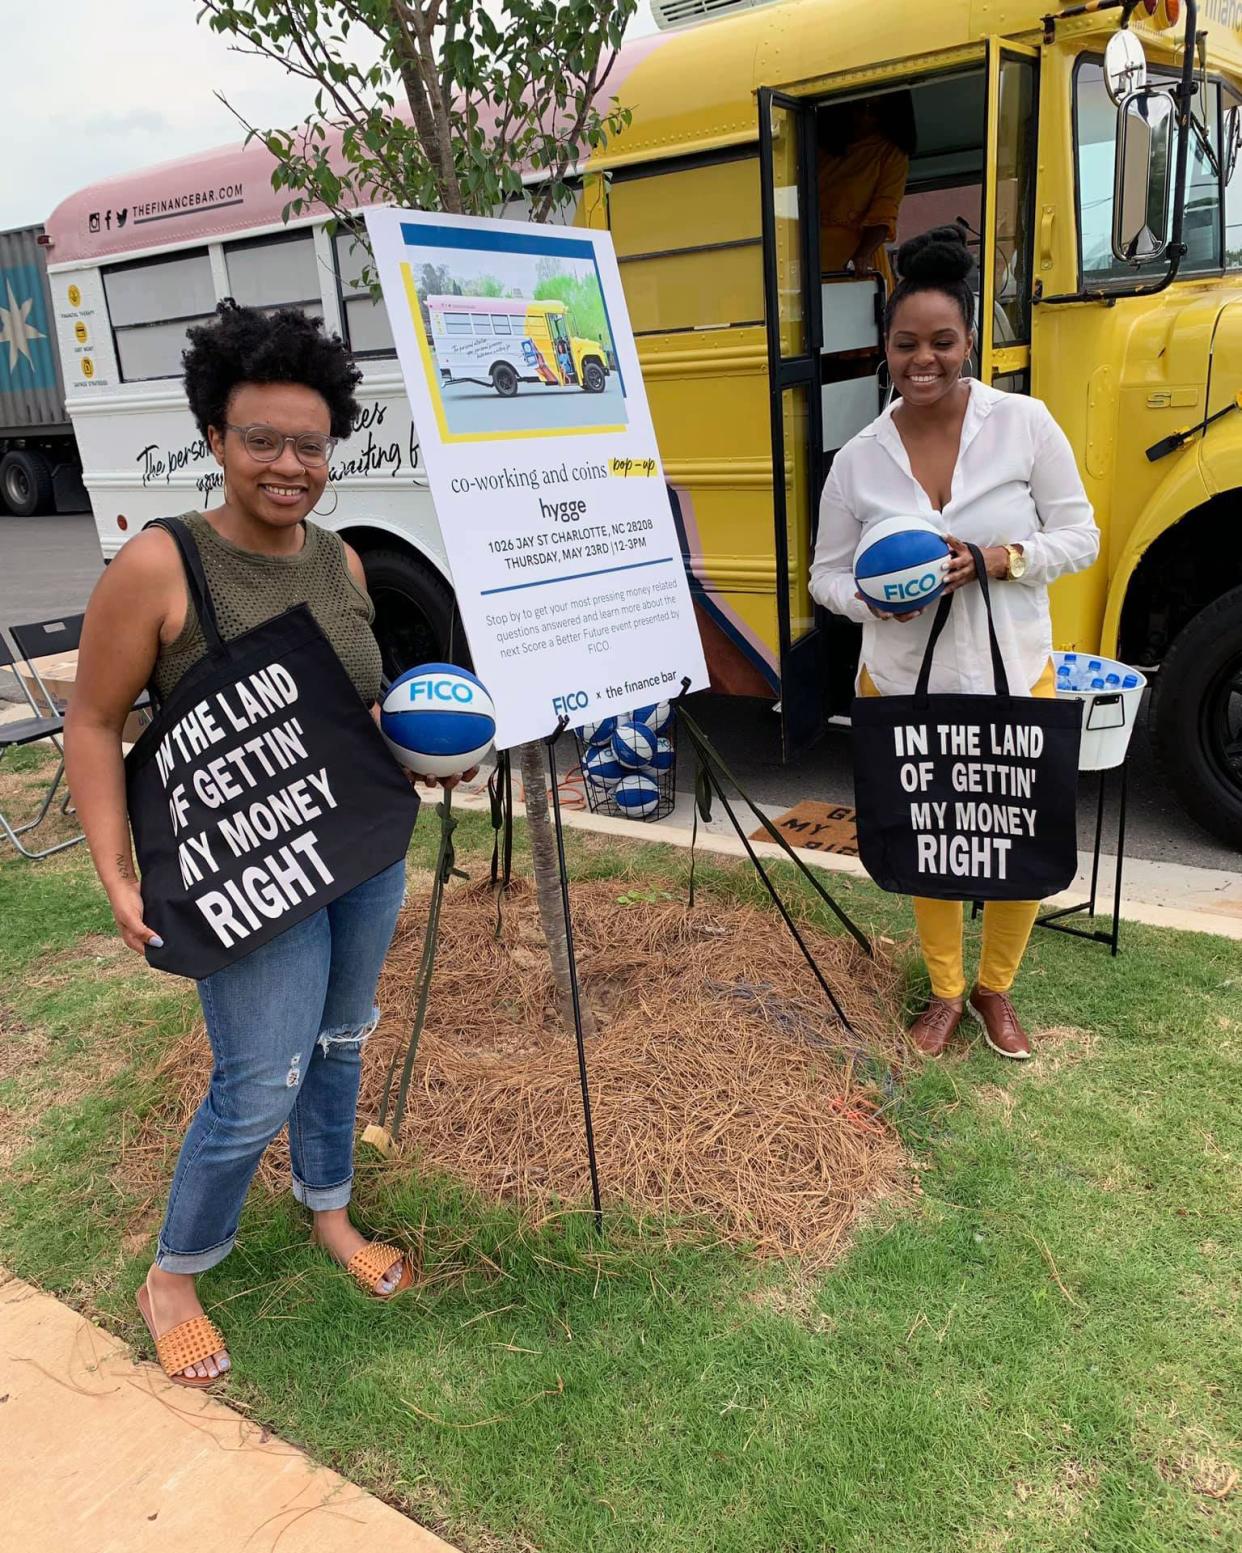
[1152,583,1242,848]
[491,363,519,397]
[582,360,606,393]
[0,450,55,517]
[361,548,470,680]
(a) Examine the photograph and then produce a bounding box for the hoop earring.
[876,359,892,393]
[313,483,339,518]
[961,355,977,381]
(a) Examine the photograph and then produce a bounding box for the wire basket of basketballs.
[573,702,676,822]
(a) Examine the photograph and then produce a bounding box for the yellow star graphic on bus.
[0,281,47,373]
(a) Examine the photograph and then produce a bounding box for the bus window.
[1226,107,1242,267]
[1077,61,1222,280]
[444,313,473,335]
[102,249,216,382]
[334,228,395,355]
[472,315,492,335]
[993,52,1038,347]
[609,154,764,334]
[491,314,513,334]
[224,232,323,316]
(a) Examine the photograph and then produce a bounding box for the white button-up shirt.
[810,380,1100,696]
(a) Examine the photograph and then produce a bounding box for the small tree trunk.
[517,739,597,1038]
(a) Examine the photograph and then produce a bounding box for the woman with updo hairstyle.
[65,302,458,1388]
[811,226,1099,1062]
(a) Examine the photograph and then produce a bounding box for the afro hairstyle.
[884,224,977,337]
[182,299,362,440]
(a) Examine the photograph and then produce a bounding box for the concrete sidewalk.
[0,1270,459,1553]
[453,787,1242,943]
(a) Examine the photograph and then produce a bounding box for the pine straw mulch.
[138,872,916,1266]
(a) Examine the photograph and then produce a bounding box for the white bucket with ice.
[1053,651,1146,771]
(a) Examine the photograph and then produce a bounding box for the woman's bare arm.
[64,530,182,952]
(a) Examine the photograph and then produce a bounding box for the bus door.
[759,88,827,759]
[550,313,578,384]
[981,39,1040,392]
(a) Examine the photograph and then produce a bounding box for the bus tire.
[1151,583,1242,849]
[491,363,519,397]
[360,548,471,680]
[581,359,606,393]
[1,450,55,517]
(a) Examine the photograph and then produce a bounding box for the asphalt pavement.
[441,376,627,435]
[2,507,1238,871]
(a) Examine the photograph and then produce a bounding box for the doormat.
[752,800,858,857]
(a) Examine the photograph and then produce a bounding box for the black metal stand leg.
[545,720,603,1233]
[698,759,858,1035]
[1110,760,1128,957]
[1035,758,1128,953]
[1087,770,1106,916]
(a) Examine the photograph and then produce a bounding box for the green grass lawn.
[1,779,1239,1553]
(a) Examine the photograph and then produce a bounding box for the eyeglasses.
[226,423,338,468]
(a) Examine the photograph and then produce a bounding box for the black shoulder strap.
[913,541,1010,704]
[145,516,224,654]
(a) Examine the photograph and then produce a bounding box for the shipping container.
[0,224,86,516]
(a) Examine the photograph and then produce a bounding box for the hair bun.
[896,225,973,286]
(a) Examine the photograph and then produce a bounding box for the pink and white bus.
[41,136,494,675]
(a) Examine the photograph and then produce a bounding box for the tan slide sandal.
[311,1226,412,1299]
[137,1283,229,1389]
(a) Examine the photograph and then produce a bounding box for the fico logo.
[407,678,474,705]
[884,572,939,601]
[552,690,589,716]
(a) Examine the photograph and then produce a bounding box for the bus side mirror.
[1112,87,1175,265]
[1225,106,1241,185]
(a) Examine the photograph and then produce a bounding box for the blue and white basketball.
[645,736,674,773]
[582,745,626,789]
[580,716,618,747]
[612,774,661,819]
[854,517,950,614]
[633,701,671,733]
[380,663,496,777]
[612,719,657,770]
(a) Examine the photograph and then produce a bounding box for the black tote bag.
[851,543,1081,901]
[125,518,419,980]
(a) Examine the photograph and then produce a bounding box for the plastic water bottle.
[1105,673,1121,689]
[1057,665,1074,692]
[1090,676,1106,691]
[1122,673,1139,690]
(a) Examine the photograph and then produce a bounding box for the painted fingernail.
[149,935,164,948]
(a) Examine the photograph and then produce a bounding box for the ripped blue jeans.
[156,858,407,1274]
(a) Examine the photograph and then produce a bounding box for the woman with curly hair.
[65,302,432,1386]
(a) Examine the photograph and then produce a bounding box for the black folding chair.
[0,631,82,859]
[10,613,151,722]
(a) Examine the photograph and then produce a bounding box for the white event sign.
[365,208,708,750]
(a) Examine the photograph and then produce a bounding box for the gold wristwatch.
[1004,545,1028,580]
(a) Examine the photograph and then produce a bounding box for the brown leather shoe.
[969,986,1032,1060]
[909,997,964,1057]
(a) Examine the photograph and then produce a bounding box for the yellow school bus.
[424,296,612,396]
[574,0,1242,844]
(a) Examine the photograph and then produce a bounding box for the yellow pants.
[858,659,1056,1000]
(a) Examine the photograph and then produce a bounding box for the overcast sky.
[3,1,659,231]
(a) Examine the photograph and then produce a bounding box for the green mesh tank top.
[152,512,383,705]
